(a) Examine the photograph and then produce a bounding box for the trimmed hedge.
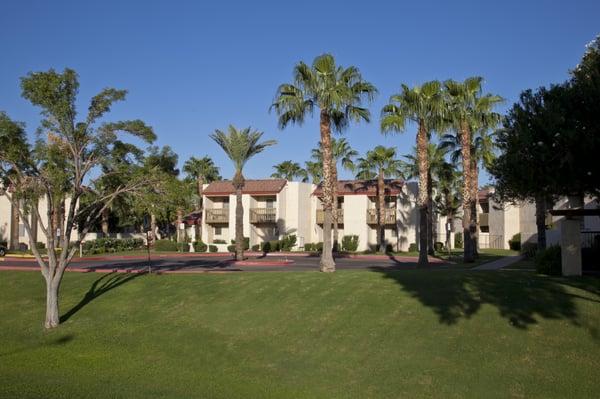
[227,245,236,253]
[509,233,521,251]
[341,235,359,252]
[251,244,260,251]
[280,235,297,251]
[408,243,418,252]
[213,239,226,244]
[208,245,218,253]
[434,242,444,251]
[83,238,145,254]
[535,245,561,275]
[194,241,207,252]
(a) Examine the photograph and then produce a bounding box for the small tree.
[271,160,308,182]
[0,68,156,328]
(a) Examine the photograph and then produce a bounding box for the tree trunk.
[101,208,109,237]
[460,122,475,262]
[44,274,61,329]
[176,208,183,245]
[416,121,429,267]
[197,177,204,241]
[319,109,336,272]
[378,169,386,253]
[150,212,157,243]
[10,199,19,250]
[233,173,245,261]
[332,162,339,252]
[30,200,38,244]
[427,170,435,256]
[535,195,547,250]
[471,160,479,257]
[446,216,453,250]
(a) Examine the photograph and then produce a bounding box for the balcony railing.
[366,208,396,225]
[250,207,276,223]
[205,208,229,224]
[479,212,489,227]
[316,209,344,224]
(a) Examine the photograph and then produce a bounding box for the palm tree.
[210,126,276,261]
[271,160,308,182]
[443,77,502,262]
[402,143,449,255]
[440,127,497,254]
[183,156,221,211]
[311,137,358,249]
[304,160,322,184]
[271,54,377,272]
[381,81,445,267]
[355,146,403,252]
[434,162,461,252]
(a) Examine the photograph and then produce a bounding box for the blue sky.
[1,0,598,182]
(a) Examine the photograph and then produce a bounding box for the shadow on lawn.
[372,269,600,337]
[60,272,144,323]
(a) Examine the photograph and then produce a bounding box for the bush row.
[83,238,144,254]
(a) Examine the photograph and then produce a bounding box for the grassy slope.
[0,270,598,399]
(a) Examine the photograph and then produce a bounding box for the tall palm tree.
[402,143,449,255]
[271,54,377,272]
[271,160,308,182]
[443,77,502,262]
[183,156,221,211]
[381,81,445,267]
[311,137,358,249]
[210,126,276,261]
[304,160,322,184]
[355,146,403,252]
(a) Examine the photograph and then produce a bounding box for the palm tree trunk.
[460,122,474,262]
[378,169,386,253]
[319,109,336,272]
[416,121,429,267]
[332,161,339,252]
[233,172,245,261]
[197,176,204,241]
[535,194,547,250]
[427,170,435,256]
[10,199,19,250]
[471,160,479,257]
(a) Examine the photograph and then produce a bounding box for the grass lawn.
[437,248,519,269]
[1,270,598,398]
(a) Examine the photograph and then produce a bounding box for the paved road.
[1,254,445,273]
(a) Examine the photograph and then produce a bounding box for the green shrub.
[509,233,521,251]
[213,239,226,244]
[177,242,187,252]
[227,244,236,253]
[341,235,359,252]
[268,240,280,252]
[385,243,394,253]
[230,237,250,250]
[261,241,271,252]
[535,245,562,275]
[193,241,207,252]
[251,244,260,251]
[280,235,297,251]
[434,242,444,251]
[208,245,218,253]
[521,242,538,258]
[304,243,314,252]
[314,242,323,252]
[36,242,46,249]
[408,243,418,252]
[155,240,178,252]
[454,233,463,249]
[83,237,145,254]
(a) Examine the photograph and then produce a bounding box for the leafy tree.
[381,81,445,267]
[271,160,308,182]
[211,126,276,260]
[272,54,376,272]
[0,68,155,328]
[183,156,221,210]
[443,77,502,262]
[355,146,403,252]
[311,137,358,248]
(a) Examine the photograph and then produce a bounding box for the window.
[215,226,222,236]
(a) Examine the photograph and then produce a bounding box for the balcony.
[479,212,489,227]
[206,208,229,224]
[316,209,344,224]
[250,207,276,223]
[366,208,396,225]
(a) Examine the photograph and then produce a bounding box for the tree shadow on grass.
[371,269,600,338]
[60,272,144,323]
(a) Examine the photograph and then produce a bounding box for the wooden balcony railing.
[250,207,276,223]
[366,208,396,225]
[479,212,489,227]
[316,209,344,224]
[205,208,229,224]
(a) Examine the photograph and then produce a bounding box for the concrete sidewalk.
[472,255,524,270]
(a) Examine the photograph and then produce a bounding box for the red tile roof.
[313,179,404,196]
[203,179,287,196]
[478,188,493,201]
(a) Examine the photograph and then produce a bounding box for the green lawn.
[1,270,598,398]
[437,248,519,269]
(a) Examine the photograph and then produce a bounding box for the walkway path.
[472,255,524,270]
